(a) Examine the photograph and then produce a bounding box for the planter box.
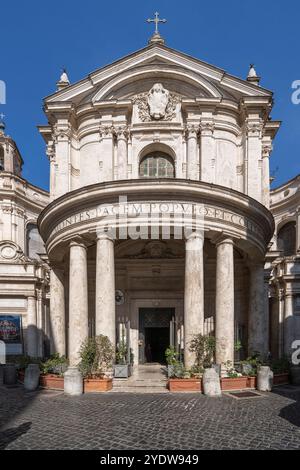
[40,374,64,390]
[83,378,113,393]
[114,364,131,378]
[290,367,300,385]
[246,376,257,389]
[168,378,202,392]
[273,373,289,386]
[221,376,249,391]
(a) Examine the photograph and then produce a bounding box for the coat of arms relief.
[132,83,180,122]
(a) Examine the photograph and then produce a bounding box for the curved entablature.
[38,179,274,263]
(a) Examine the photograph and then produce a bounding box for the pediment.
[44,44,272,107]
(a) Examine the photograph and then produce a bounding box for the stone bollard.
[64,367,83,396]
[290,366,300,385]
[0,365,4,385]
[24,364,40,391]
[202,368,222,397]
[4,363,17,385]
[257,366,273,392]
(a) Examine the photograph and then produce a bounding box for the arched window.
[26,223,45,259]
[277,221,296,256]
[139,152,175,178]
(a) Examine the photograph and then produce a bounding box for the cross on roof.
[147,12,167,35]
[0,113,5,121]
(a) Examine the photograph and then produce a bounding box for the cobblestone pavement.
[0,385,300,450]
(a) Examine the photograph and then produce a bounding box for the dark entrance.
[139,308,174,364]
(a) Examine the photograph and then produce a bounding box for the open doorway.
[139,308,174,364]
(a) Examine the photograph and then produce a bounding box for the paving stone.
[0,385,300,449]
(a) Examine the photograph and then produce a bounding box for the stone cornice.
[38,179,274,261]
[44,44,272,105]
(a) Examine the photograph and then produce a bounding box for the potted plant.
[165,346,180,378]
[39,353,68,390]
[79,335,114,392]
[114,341,131,378]
[269,357,290,385]
[167,334,215,392]
[221,360,249,390]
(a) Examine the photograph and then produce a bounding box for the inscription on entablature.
[49,200,261,240]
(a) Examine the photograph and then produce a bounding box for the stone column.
[50,267,66,357]
[245,119,263,202]
[199,119,215,183]
[248,262,268,358]
[261,142,272,208]
[46,141,56,201]
[95,233,116,350]
[284,293,294,358]
[215,238,235,367]
[186,124,199,180]
[184,234,204,369]
[116,126,128,180]
[296,209,300,253]
[53,122,71,197]
[27,296,38,357]
[68,240,89,367]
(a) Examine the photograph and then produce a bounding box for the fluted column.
[69,240,88,367]
[27,296,38,357]
[95,233,116,350]
[50,267,66,356]
[186,124,199,180]
[215,238,235,367]
[248,262,268,358]
[284,293,294,358]
[116,126,128,180]
[184,233,204,369]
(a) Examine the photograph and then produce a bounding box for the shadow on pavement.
[0,421,32,449]
[272,385,300,428]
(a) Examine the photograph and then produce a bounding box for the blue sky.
[0,0,299,190]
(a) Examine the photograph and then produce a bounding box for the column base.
[64,367,83,396]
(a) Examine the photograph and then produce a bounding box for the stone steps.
[112,377,168,393]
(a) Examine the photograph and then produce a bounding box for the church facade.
[1,32,299,376]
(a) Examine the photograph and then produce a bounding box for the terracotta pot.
[221,376,249,391]
[39,374,64,390]
[168,378,202,392]
[83,378,113,393]
[273,373,289,386]
[246,376,257,389]
[17,370,25,383]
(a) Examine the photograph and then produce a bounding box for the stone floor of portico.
[1,384,300,449]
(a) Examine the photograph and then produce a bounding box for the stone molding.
[38,179,274,261]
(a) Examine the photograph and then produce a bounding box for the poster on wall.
[0,315,23,355]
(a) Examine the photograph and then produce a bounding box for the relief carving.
[132,83,180,122]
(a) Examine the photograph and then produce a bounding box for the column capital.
[214,235,234,248]
[69,237,88,250]
[185,231,204,242]
[114,125,128,140]
[199,119,215,135]
[185,123,199,138]
[96,231,115,242]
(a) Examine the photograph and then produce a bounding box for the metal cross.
[147,12,166,35]
[0,113,5,121]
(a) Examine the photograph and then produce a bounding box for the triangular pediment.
[45,43,272,107]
